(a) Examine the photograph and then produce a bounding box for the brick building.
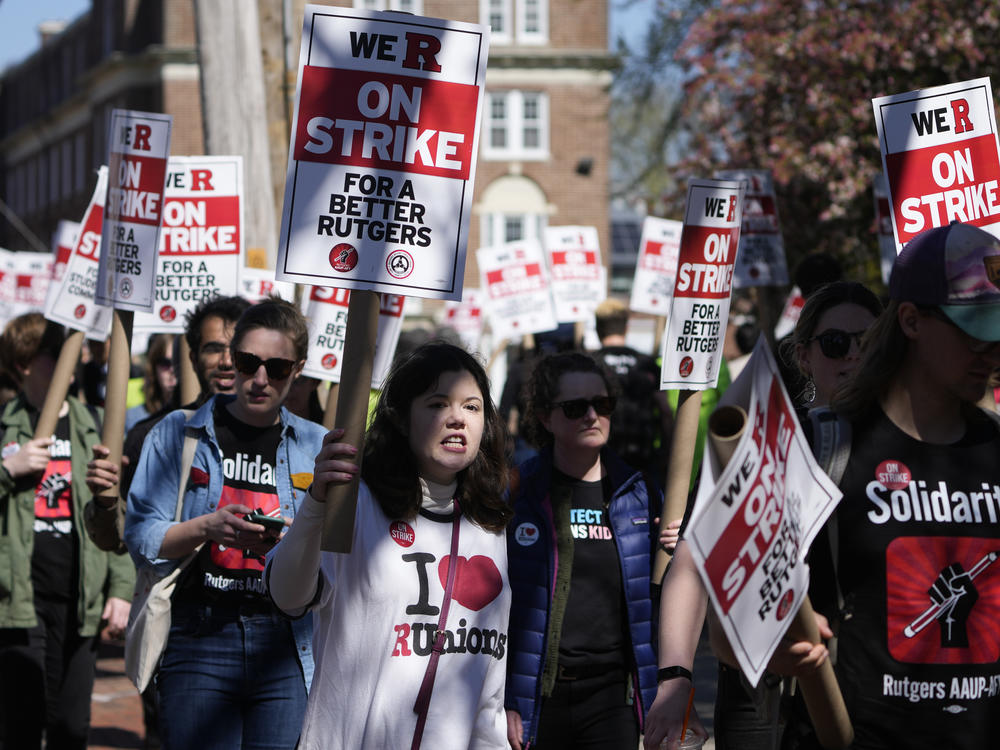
[1,0,613,294]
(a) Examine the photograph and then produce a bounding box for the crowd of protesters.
[1,221,999,750]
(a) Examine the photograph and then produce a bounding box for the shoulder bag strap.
[411,502,462,750]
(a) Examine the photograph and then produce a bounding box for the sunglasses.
[924,307,1000,354]
[233,351,297,380]
[807,329,865,359]
[553,396,616,419]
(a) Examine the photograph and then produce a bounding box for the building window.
[477,174,551,248]
[483,91,548,160]
[353,0,423,13]
[480,0,547,44]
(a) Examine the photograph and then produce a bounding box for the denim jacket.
[124,395,325,688]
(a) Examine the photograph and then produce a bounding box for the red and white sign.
[686,339,841,686]
[660,179,745,390]
[301,286,405,386]
[478,239,557,341]
[873,77,1000,250]
[239,266,297,303]
[715,169,788,288]
[629,217,682,316]
[133,156,243,333]
[96,109,173,311]
[772,286,804,342]
[45,167,114,339]
[543,226,605,323]
[441,287,484,352]
[276,6,489,301]
[873,173,897,284]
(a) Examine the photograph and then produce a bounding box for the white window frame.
[482,90,549,161]
[481,0,513,44]
[480,211,547,248]
[516,0,548,44]
[353,0,423,13]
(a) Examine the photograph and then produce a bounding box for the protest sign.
[441,288,484,352]
[873,77,1000,250]
[45,168,113,339]
[773,286,804,342]
[95,109,173,311]
[543,226,605,322]
[9,251,53,318]
[0,250,12,325]
[629,217,683,317]
[873,173,897,284]
[49,221,79,290]
[687,339,841,685]
[275,6,488,301]
[301,286,404,386]
[134,156,243,333]
[660,179,745,390]
[239,266,297,303]
[716,169,789,287]
[478,239,558,341]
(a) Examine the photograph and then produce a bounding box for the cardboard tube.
[178,336,200,405]
[652,388,703,584]
[96,310,133,505]
[34,330,85,439]
[321,290,380,552]
[707,405,747,470]
[705,403,853,749]
[322,383,340,430]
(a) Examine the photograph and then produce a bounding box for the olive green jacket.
[0,394,135,635]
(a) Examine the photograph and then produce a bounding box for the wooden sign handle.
[95,310,133,505]
[34,330,85,440]
[321,290,380,552]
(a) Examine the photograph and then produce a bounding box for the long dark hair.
[361,342,512,532]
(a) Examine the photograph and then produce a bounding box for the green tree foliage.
[614,0,1000,284]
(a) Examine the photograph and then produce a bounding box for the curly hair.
[361,342,512,533]
[0,312,65,384]
[522,351,620,449]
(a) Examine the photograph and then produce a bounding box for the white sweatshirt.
[267,480,510,750]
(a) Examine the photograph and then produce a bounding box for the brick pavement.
[89,641,145,750]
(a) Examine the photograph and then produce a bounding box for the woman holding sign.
[265,342,513,750]
[792,222,1000,750]
[505,351,664,750]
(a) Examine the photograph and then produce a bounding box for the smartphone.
[244,511,286,533]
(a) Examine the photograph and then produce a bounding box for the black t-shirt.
[596,345,665,475]
[30,413,78,600]
[554,469,627,669]
[827,407,1000,749]
[175,402,282,607]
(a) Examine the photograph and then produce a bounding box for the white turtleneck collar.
[420,476,456,514]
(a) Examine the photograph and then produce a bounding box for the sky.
[0,0,91,71]
[0,0,649,72]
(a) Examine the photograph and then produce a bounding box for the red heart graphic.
[525,527,536,537]
[438,555,503,611]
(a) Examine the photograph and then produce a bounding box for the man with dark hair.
[593,298,673,477]
[86,294,252,551]
[0,313,134,750]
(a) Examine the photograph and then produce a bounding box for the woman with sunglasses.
[505,351,662,750]
[787,281,882,409]
[124,297,325,750]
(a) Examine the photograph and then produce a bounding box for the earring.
[800,377,817,405]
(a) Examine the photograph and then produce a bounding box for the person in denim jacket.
[124,298,324,750]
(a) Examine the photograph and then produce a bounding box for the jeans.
[157,603,307,750]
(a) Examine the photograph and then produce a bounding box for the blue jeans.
[157,603,307,750]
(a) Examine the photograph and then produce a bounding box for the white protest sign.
[9,251,53,317]
[276,7,488,301]
[133,156,243,332]
[873,173,897,284]
[478,239,558,341]
[239,266,297,303]
[660,179,745,390]
[772,286,804,342]
[441,287,484,352]
[629,217,682,317]
[686,339,841,685]
[46,167,114,339]
[716,169,788,287]
[49,221,80,293]
[0,250,12,325]
[543,226,605,322]
[96,109,173,311]
[873,77,1000,250]
[301,287,405,386]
